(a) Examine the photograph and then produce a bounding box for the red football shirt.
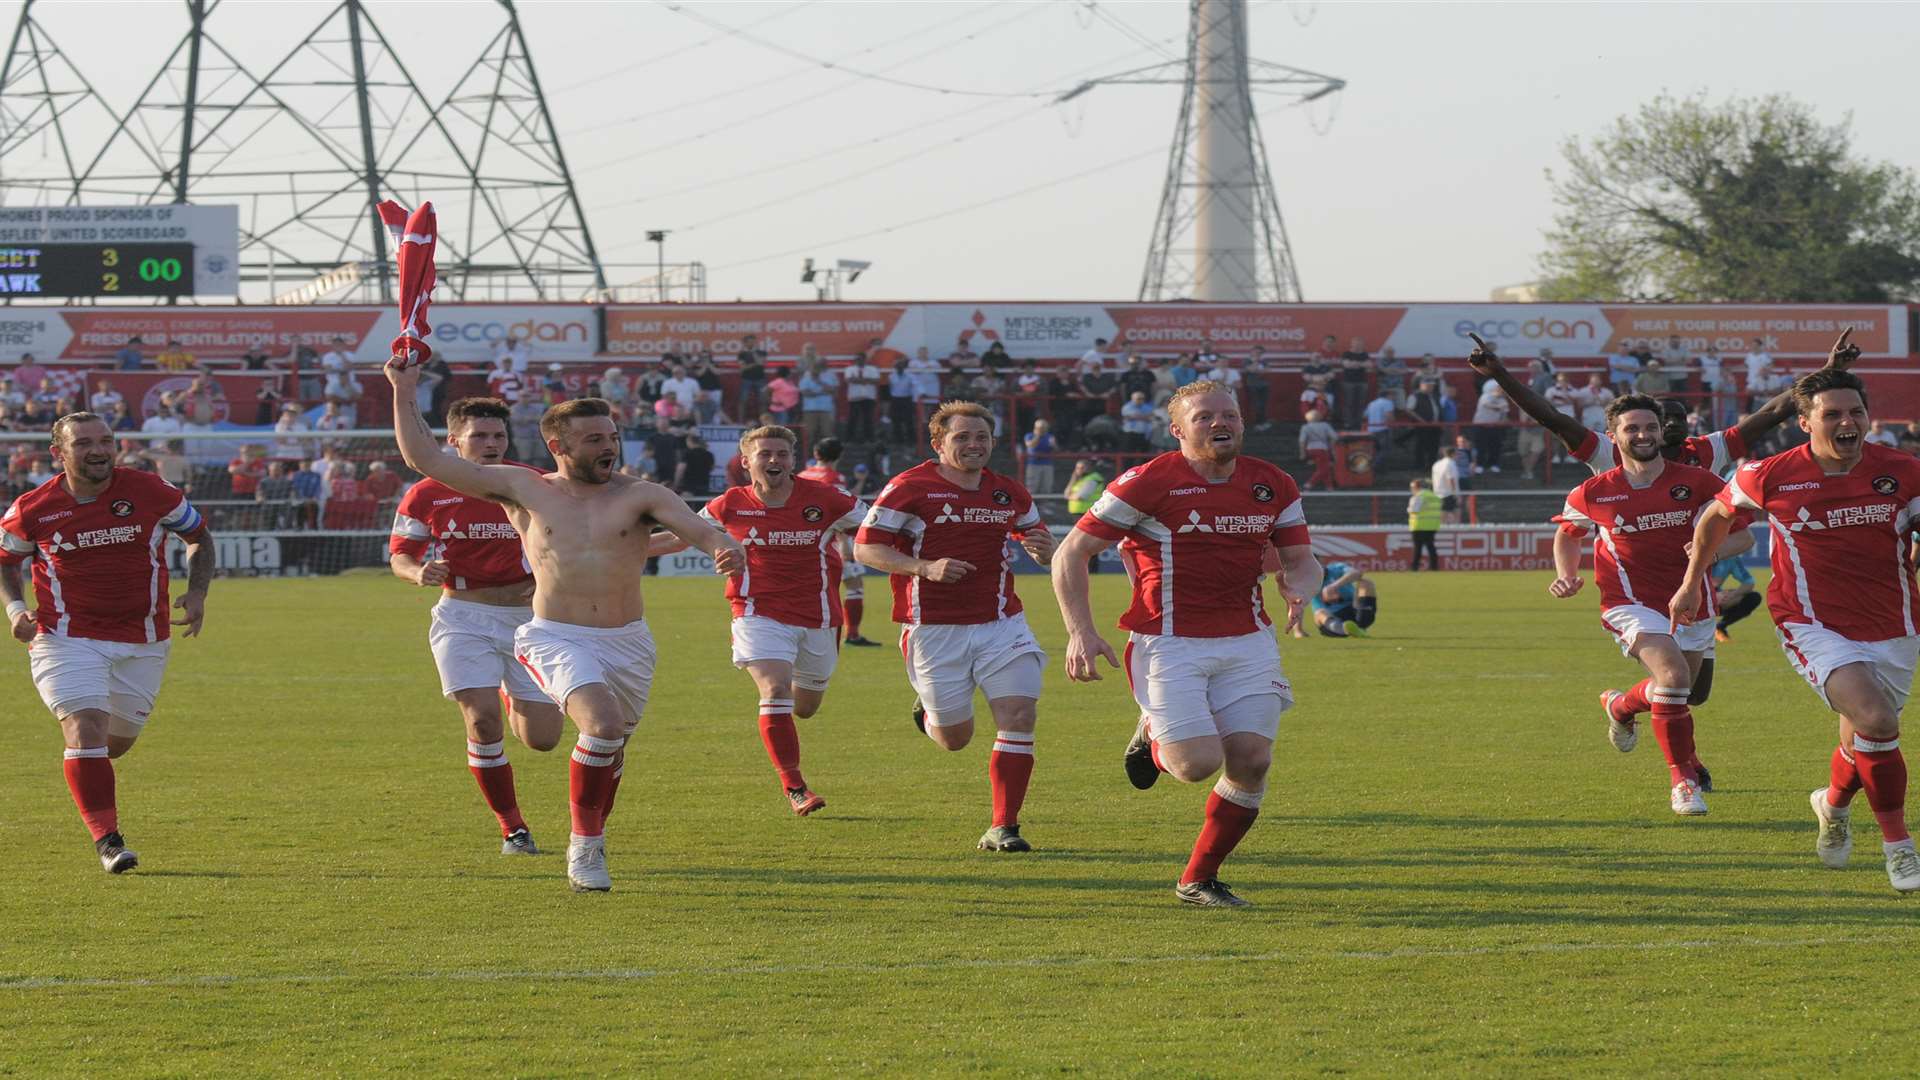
[702,476,865,629]
[797,464,843,486]
[1076,452,1309,638]
[1575,426,1746,476]
[1722,442,1920,641]
[855,461,1041,626]
[1555,461,1727,619]
[388,469,536,592]
[0,468,204,643]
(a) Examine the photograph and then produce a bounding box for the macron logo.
[1176,510,1215,534]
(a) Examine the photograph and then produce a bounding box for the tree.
[1536,93,1920,303]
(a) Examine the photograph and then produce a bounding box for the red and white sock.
[1180,779,1262,885]
[1648,686,1698,785]
[466,740,527,837]
[569,734,624,838]
[1827,742,1864,809]
[1612,678,1654,721]
[845,598,864,638]
[989,731,1035,828]
[1853,732,1909,843]
[758,697,804,790]
[62,746,117,841]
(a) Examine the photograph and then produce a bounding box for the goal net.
[0,428,425,578]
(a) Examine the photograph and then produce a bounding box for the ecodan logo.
[432,316,591,344]
[1452,315,1598,344]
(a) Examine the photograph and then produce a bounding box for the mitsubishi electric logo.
[740,527,767,546]
[1176,510,1214,534]
[1786,507,1825,532]
[934,504,962,524]
[45,530,75,552]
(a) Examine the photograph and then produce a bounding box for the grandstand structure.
[0,0,605,302]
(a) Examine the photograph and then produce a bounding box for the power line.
[546,2,820,97]
[662,1,1071,100]
[569,2,1053,178]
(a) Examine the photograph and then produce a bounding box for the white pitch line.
[0,934,1887,992]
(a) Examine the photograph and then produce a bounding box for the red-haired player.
[1,412,215,873]
[1052,382,1315,908]
[855,402,1055,852]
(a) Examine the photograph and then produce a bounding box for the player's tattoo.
[182,531,215,594]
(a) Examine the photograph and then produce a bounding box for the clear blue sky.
[6,1,1916,304]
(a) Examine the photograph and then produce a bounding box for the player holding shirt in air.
[690,426,867,815]
[1052,382,1318,908]
[1,412,215,873]
[390,397,570,856]
[1549,394,1753,816]
[854,402,1056,853]
[1672,368,1920,892]
[388,361,745,893]
[797,437,877,647]
[1471,329,1858,706]
[1307,561,1375,639]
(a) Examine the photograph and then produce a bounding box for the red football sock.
[1854,733,1909,843]
[989,732,1035,827]
[1181,782,1262,885]
[1613,678,1653,721]
[1828,743,1863,808]
[466,740,527,836]
[569,734,623,838]
[1648,688,1698,785]
[62,747,117,841]
[845,598,864,638]
[1150,739,1168,774]
[758,698,804,789]
[602,759,624,824]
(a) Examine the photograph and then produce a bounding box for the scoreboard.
[0,243,197,298]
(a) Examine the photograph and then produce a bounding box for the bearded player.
[1672,368,1920,892]
[798,436,877,647]
[694,425,867,815]
[1472,328,1858,706]
[854,402,1056,852]
[389,397,569,855]
[1,412,215,873]
[1549,394,1753,816]
[388,361,744,893]
[1052,382,1317,908]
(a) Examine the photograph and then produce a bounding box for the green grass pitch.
[3,568,1918,1076]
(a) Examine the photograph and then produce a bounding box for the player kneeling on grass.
[660,425,867,816]
[1672,368,1920,893]
[388,360,745,893]
[1550,394,1751,816]
[389,397,579,856]
[854,402,1056,853]
[1306,561,1374,639]
[1052,382,1317,909]
[1,412,214,874]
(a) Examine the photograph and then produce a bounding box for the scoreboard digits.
[0,243,196,298]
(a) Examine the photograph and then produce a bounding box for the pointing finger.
[1467,332,1488,350]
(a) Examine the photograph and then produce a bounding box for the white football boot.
[1601,690,1636,753]
[567,834,612,893]
[1809,788,1853,869]
[1885,839,1920,894]
[1669,779,1707,816]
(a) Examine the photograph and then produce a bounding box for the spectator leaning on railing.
[736,334,768,417]
[1298,409,1337,491]
[844,351,882,442]
[1022,419,1055,495]
[1338,337,1371,429]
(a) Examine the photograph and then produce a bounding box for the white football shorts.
[513,616,656,726]
[28,632,171,737]
[1778,624,1920,713]
[899,613,1046,726]
[1126,629,1293,744]
[730,615,840,692]
[429,596,544,701]
[1600,603,1716,659]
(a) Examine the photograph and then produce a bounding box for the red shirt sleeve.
[389,483,431,559]
[1075,466,1153,544]
[1268,470,1309,548]
[0,499,31,566]
[854,480,920,546]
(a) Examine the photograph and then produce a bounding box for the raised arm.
[1465,333,1589,453]
[1734,326,1861,446]
[385,358,535,505]
[1050,526,1122,681]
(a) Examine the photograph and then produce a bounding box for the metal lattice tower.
[1061,0,1343,302]
[0,0,605,303]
